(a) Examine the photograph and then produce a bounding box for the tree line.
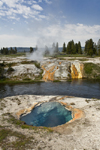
[0,47,17,55]
[62,39,100,56]
[1,39,100,57]
[62,40,82,54]
[33,39,100,57]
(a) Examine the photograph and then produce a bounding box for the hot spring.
[20,102,72,127]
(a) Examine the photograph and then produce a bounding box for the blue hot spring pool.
[20,102,72,127]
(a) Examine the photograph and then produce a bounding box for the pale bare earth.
[0,55,100,81]
[0,56,100,149]
[62,56,100,64]
[0,55,100,64]
[0,95,100,150]
[0,56,27,64]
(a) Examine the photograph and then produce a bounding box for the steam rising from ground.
[27,48,44,62]
[27,37,58,62]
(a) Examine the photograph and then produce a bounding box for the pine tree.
[62,42,66,53]
[15,47,17,54]
[78,41,82,54]
[75,43,78,54]
[10,47,13,54]
[98,49,100,56]
[93,43,97,55]
[44,46,50,56]
[84,39,97,56]
[55,42,59,53]
[84,41,88,54]
[66,41,71,54]
[71,40,76,54]
[97,39,100,55]
[0,64,5,79]
[30,47,34,53]
[52,43,55,51]
[66,40,76,54]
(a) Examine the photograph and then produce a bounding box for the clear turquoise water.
[20,102,72,127]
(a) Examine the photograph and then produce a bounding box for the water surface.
[0,79,100,99]
[20,102,72,127]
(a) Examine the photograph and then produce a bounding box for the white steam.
[27,37,58,62]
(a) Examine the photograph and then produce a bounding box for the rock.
[71,61,84,79]
[41,59,84,81]
[6,64,41,80]
[0,95,100,150]
[54,64,71,80]
[3,56,84,81]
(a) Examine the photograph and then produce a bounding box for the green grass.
[0,78,44,84]
[23,78,32,81]
[84,63,100,74]
[0,128,34,150]
[55,54,86,57]
[21,60,41,70]
[84,63,100,79]
[5,62,18,67]
[21,60,41,69]
[35,69,43,81]
[78,58,89,61]
[0,52,26,57]
[0,98,3,102]
[21,60,35,64]
[84,63,94,74]
[53,80,61,82]
[34,62,41,69]
[0,128,10,142]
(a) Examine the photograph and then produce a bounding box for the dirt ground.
[0,95,100,150]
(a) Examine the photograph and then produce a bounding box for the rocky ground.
[0,55,100,150]
[0,95,100,150]
[1,55,100,82]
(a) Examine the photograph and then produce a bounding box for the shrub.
[84,63,100,79]
[7,64,14,73]
[0,65,5,79]
[84,63,93,74]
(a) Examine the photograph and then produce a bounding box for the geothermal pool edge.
[18,100,84,128]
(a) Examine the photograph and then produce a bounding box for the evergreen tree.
[52,43,56,51]
[15,47,17,54]
[0,62,5,79]
[84,41,88,54]
[1,47,8,55]
[97,39,100,55]
[10,47,13,54]
[66,41,71,54]
[93,43,97,55]
[62,42,66,53]
[71,40,76,54]
[1,48,3,54]
[30,47,34,53]
[78,41,82,54]
[0,47,17,55]
[66,40,76,54]
[44,46,50,56]
[74,43,78,54]
[98,49,100,56]
[55,42,59,53]
[84,39,96,56]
